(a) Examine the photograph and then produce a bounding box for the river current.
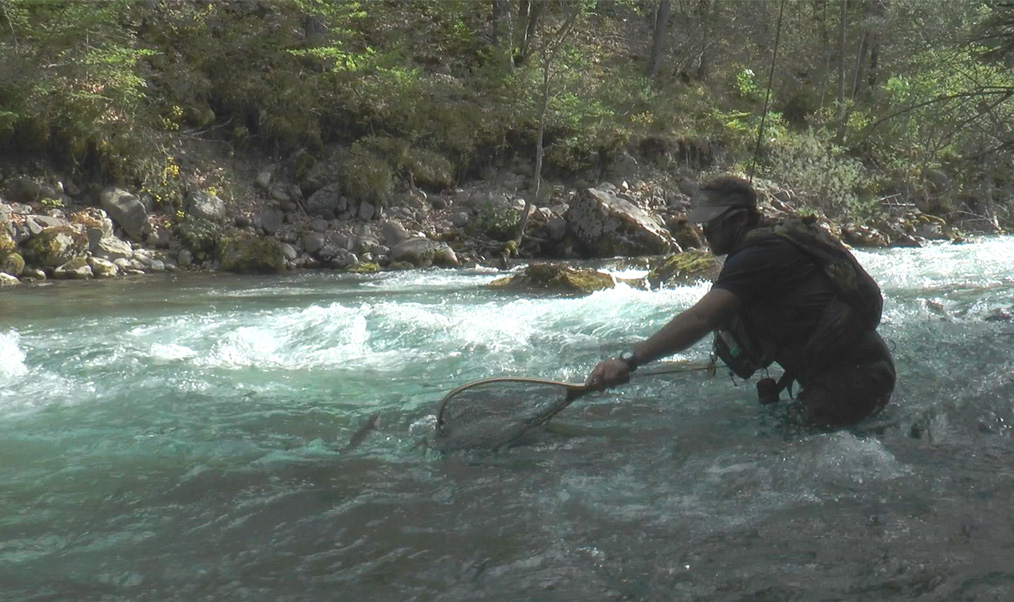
[2,237,1013,601]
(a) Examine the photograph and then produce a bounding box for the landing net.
[434,378,587,451]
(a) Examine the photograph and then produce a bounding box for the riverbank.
[0,141,988,287]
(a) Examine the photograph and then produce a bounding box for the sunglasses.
[702,208,744,233]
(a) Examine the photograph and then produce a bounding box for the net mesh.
[434,378,585,450]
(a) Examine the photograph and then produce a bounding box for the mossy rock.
[348,262,381,274]
[490,263,615,295]
[1,252,25,277]
[217,234,286,274]
[0,231,17,255]
[176,217,223,255]
[646,250,722,289]
[21,226,88,268]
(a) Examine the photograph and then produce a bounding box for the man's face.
[701,208,744,255]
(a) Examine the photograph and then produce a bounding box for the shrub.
[764,131,870,220]
[339,143,393,207]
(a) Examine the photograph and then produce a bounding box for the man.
[586,175,895,427]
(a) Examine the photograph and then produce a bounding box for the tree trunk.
[514,0,543,66]
[836,0,848,137]
[695,0,714,82]
[646,0,672,79]
[492,0,514,69]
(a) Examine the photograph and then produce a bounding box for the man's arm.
[586,287,742,388]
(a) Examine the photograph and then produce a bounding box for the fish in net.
[434,377,592,451]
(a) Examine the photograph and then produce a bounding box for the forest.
[2,0,1014,233]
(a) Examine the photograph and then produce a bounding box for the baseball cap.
[685,177,757,223]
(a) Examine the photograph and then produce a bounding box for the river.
[2,237,1013,601]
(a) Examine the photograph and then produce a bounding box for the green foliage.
[0,0,164,181]
[470,202,521,242]
[339,142,393,207]
[175,217,223,260]
[763,131,871,220]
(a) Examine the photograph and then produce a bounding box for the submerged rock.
[490,263,614,295]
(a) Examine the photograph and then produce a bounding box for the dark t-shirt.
[711,235,836,357]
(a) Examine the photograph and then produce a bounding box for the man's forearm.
[630,287,741,367]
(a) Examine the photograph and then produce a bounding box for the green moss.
[20,226,88,268]
[348,262,380,274]
[0,231,16,255]
[492,263,615,295]
[1,252,25,277]
[217,234,285,274]
[646,250,721,288]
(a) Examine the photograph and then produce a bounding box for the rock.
[94,234,134,261]
[359,201,376,220]
[280,242,298,261]
[645,250,722,288]
[255,170,273,191]
[99,187,149,241]
[21,225,88,268]
[88,256,119,278]
[185,191,229,223]
[217,233,286,274]
[253,207,284,235]
[301,231,326,256]
[489,263,615,295]
[306,183,344,219]
[1,251,25,276]
[389,237,454,268]
[25,215,64,235]
[564,187,679,257]
[380,220,409,246]
[53,256,93,279]
[0,272,20,286]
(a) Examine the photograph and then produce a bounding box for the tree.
[515,0,586,248]
[646,0,672,79]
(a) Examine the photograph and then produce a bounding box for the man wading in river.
[587,175,896,427]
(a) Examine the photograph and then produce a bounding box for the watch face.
[620,350,636,364]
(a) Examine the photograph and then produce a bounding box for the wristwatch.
[618,349,639,372]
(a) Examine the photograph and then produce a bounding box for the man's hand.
[585,358,631,390]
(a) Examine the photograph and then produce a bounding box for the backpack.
[769,216,883,330]
[712,216,884,381]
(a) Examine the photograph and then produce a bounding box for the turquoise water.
[2,238,1014,601]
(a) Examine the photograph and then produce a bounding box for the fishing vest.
[713,217,884,382]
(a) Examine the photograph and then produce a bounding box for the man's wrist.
[618,349,640,372]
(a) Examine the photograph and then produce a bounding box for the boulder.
[565,187,679,258]
[0,272,20,286]
[217,233,286,274]
[185,191,229,224]
[99,187,149,241]
[1,251,25,277]
[645,250,722,289]
[93,234,134,262]
[306,183,345,219]
[489,263,615,295]
[21,225,88,268]
[389,237,455,268]
[87,256,119,278]
[53,256,93,279]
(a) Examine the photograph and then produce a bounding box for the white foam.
[0,330,28,386]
